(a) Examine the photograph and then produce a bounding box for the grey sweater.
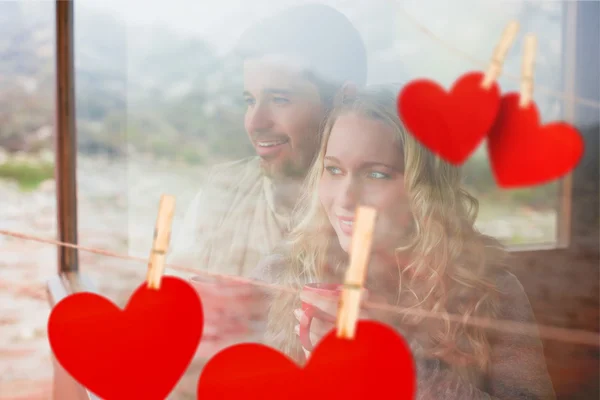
[251,255,557,400]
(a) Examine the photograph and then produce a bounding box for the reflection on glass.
[106,0,565,253]
[78,2,567,398]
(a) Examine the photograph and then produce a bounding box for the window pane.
[84,0,566,253]
[71,1,588,399]
[392,0,564,246]
[74,0,134,307]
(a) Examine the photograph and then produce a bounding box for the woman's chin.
[336,235,351,254]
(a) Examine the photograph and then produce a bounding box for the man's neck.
[270,176,305,216]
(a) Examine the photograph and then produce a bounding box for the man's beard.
[260,154,311,182]
[260,156,312,215]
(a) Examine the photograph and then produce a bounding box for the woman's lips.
[337,216,354,235]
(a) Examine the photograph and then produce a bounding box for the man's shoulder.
[206,156,263,187]
[211,156,261,172]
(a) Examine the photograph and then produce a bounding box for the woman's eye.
[368,171,391,180]
[244,97,255,106]
[325,166,342,175]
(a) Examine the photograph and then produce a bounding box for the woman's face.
[318,112,412,254]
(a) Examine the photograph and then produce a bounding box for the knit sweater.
[251,254,557,400]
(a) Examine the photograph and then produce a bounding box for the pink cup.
[299,283,343,352]
[299,283,369,352]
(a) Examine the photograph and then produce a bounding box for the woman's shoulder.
[479,236,528,299]
[488,266,537,323]
[499,270,525,293]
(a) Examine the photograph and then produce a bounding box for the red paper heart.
[487,93,584,188]
[397,72,501,165]
[48,276,203,400]
[197,321,416,399]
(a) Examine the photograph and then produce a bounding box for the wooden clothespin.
[336,206,377,340]
[519,34,537,108]
[481,21,520,89]
[146,194,176,290]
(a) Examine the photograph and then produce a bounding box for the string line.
[1,229,598,347]
[394,5,600,109]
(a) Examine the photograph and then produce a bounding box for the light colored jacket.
[168,157,289,278]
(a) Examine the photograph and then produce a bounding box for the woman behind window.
[252,87,556,399]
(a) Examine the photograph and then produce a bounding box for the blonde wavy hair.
[264,87,508,377]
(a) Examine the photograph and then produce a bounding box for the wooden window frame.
[54,0,79,275]
[49,1,98,399]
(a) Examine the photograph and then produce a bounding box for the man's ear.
[333,81,358,106]
[340,81,358,100]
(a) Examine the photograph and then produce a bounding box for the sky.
[69,0,549,83]
[61,0,571,119]
[9,0,561,118]
[75,0,533,53]
[79,0,353,51]
[16,0,563,87]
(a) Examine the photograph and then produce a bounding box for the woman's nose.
[337,177,361,210]
[245,102,273,133]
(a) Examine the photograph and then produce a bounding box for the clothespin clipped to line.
[519,34,537,108]
[481,20,520,90]
[146,194,176,290]
[336,206,377,340]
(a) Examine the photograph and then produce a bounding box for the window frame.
[55,0,79,275]
[554,0,578,251]
[51,2,97,398]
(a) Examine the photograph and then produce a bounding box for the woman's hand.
[293,288,370,359]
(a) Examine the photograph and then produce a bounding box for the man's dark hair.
[235,4,368,90]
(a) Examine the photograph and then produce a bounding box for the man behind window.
[169,4,368,277]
